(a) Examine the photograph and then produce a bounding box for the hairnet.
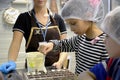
[61,0,104,22]
[101,6,120,44]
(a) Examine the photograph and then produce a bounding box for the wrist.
[49,40,61,51]
[8,56,16,62]
[57,60,63,67]
[8,59,16,62]
[8,60,15,62]
[8,60,16,66]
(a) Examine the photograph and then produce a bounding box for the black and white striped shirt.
[52,33,109,74]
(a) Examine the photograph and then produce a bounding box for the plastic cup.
[26,52,46,73]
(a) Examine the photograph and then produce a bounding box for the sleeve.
[50,36,78,52]
[13,13,26,33]
[100,34,109,61]
[54,14,67,34]
[101,51,109,61]
[115,69,120,80]
[97,33,109,61]
[89,62,107,80]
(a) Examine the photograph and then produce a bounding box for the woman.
[0,0,67,74]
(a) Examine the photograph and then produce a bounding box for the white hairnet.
[101,6,120,45]
[61,0,104,22]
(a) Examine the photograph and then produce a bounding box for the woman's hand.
[38,42,54,55]
[0,61,16,74]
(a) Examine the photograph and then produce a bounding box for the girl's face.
[65,19,91,35]
[105,35,120,58]
[33,0,47,8]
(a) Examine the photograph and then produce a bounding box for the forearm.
[51,39,74,52]
[8,31,23,61]
[78,71,96,80]
[8,41,20,61]
[60,33,67,40]
[58,52,68,65]
[57,34,68,68]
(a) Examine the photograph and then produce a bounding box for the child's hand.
[38,42,54,55]
[52,61,62,69]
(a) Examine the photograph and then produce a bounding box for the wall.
[0,3,28,69]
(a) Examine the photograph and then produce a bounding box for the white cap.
[101,6,120,44]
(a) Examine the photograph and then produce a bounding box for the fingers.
[52,63,58,69]
[38,43,53,54]
[1,63,10,73]
[38,42,48,54]
[0,61,16,74]
[43,43,54,54]
[38,46,48,54]
[52,62,62,69]
[52,62,56,67]
[6,66,15,72]
[44,47,52,54]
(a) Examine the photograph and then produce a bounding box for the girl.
[39,0,109,74]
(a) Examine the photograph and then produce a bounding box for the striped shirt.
[52,33,109,74]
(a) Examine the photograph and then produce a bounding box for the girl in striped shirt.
[38,0,109,74]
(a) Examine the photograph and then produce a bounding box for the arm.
[39,36,77,54]
[52,52,68,69]
[8,13,25,61]
[0,13,26,74]
[53,33,68,69]
[8,31,23,61]
[78,71,96,80]
[40,14,76,53]
[78,61,107,80]
[0,31,23,74]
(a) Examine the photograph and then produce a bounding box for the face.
[33,0,47,8]
[65,19,91,35]
[105,35,120,58]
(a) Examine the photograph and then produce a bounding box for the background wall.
[0,3,28,69]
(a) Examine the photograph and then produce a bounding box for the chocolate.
[24,69,78,80]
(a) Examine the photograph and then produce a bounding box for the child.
[38,0,108,74]
[78,6,120,80]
